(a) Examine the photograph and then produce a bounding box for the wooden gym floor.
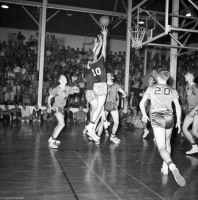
[0,121,198,200]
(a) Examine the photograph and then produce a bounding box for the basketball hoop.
[128,26,146,49]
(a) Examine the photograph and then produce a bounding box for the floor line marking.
[102,153,166,200]
[75,151,123,200]
[53,150,80,200]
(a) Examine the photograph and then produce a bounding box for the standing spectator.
[17,31,25,44]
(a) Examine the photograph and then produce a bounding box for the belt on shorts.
[151,108,170,112]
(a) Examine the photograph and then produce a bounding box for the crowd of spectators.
[0,30,198,128]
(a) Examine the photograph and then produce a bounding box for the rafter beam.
[0,0,127,18]
[21,5,39,26]
[147,43,198,51]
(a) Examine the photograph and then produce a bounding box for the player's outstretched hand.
[122,92,127,98]
[101,27,108,35]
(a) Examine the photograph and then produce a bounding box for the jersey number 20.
[154,87,170,95]
[92,68,101,76]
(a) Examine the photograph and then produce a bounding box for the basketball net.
[128,26,146,49]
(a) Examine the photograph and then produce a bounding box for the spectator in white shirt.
[20,103,31,122]
[71,72,78,83]
[13,63,21,74]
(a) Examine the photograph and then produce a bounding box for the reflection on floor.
[0,121,198,200]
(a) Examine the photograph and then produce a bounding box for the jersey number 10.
[92,68,101,76]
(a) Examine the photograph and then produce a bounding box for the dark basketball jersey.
[144,84,179,112]
[85,67,95,90]
[89,56,106,83]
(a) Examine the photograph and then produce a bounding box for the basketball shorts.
[104,101,118,112]
[150,111,174,129]
[85,90,96,103]
[52,107,64,115]
[93,82,107,96]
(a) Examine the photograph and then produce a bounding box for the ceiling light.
[1,5,9,9]
[138,21,144,24]
[186,13,191,17]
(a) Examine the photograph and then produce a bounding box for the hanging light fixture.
[1,5,9,9]
[186,13,191,17]
[138,21,145,24]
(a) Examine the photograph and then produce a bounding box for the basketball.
[99,16,110,27]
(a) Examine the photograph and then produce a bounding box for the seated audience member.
[118,107,127,121]
[30,92,37,105]
[20,103,31,122]
[23,93,31,105]
[22,75,31,90]
[80,94,87,108]
[42,105,53,122]
[0,90,5,104]
[129,91,139,110]
[121,108,134,128]
[14,91,23,104]
[13,81,21,94]
[32,104,42,122]
[0,104,12,122]
[4,88,11,103]
[78,78,85,94]
[64,106,73,123]
[10,103,22,120]
[132,108,144,129]
[73,106,87,123]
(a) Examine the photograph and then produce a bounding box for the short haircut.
[157,67,170,81]
[187,70,196,78]
[58,74,63,82]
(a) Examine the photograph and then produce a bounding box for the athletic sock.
[167,161,176,171]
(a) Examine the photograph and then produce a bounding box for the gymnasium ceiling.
[0,0,198,43]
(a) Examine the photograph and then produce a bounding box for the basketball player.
[83,35,105,141]
[48,74,79,149]
[85,27,110,141]
[140,67,186,187]
[182,71,198,154]
[97,73,127,144]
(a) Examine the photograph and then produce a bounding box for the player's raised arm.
[101,27,108,59]
[173,98,181,134]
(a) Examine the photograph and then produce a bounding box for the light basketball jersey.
[50,85,71,109]
[144,84,179,112]
[186,83,198,111]
[106,83,121,102]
